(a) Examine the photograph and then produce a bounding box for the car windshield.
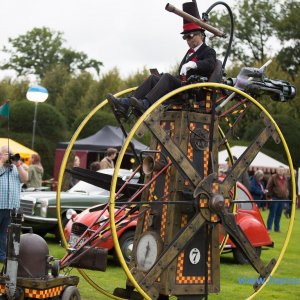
[68,168,139,195]
[236,187,252,210]
[69,181,109,195]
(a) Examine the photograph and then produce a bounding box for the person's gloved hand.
[180,61,197,76]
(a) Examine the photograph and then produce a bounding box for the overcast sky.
[0,0,233,79]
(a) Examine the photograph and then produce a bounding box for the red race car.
[64,180,272,265]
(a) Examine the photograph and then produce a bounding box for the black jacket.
[178,43,216,79]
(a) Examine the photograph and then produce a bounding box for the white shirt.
[187,43,203,58]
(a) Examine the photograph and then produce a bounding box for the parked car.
[20,169,140,240]
[21,186,51,192]
[64,181,273,264]
[220,182,273,264]
[65,205,137,264]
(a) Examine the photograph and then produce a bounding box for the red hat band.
[183,23,203,32]
[181,2,203,34]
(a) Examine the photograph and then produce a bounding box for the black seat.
[186,59,223,84]
[165,59,224,110]
[208,59,223,83]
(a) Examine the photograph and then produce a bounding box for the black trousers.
[133,73,182,104]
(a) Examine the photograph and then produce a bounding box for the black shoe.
[130,97,147,112]
[107,93,129,116]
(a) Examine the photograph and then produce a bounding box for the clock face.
[135,231,163,272]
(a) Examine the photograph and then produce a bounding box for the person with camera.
[0,145,28,262]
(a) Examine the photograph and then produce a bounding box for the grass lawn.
[1,209,299,299]
[47,209,299,299]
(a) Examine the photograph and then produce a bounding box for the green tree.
[1,27,103,79]
[273,0,300,78]
[210,0,277,65]
[0,100,68,177]
[123,67,149,88]
[243,114,300,169]
[41,65,72,107]
[8,100,67,141]
[72,110,118,139]
[55,72,94,127]
[0,78,29,103]
[82,68,125,111]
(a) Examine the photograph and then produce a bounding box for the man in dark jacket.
[266,166,289,232]
[108,2,216,114]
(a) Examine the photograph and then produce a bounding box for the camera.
[8,153,21,164]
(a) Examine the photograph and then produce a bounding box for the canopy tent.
[0,138,38,164]
[58,125,148,152]
[54,126,148,182]
[219,146,289,173]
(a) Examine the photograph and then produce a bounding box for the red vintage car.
[220,182,273,263]
[64,181,273,265]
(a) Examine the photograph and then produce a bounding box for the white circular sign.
[189,248,201,264]
[26,86,49,103]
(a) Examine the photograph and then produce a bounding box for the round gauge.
[135,231,163,272]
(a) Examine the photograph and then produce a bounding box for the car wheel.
[61,286,80,300]
[114,230,135,265]
[233,246,262,265]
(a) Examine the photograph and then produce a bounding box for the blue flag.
[0,102,9,118]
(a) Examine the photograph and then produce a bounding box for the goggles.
[182,32,199,40]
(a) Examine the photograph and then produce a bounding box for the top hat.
[181,2,204,34]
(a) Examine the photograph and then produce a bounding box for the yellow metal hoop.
[56,87,136,300]
[218,126,237,252]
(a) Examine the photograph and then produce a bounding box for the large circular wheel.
[109,82,296,300]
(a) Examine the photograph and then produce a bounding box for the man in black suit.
[108,2,216,114]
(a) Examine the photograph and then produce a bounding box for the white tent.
[218,146,289,173]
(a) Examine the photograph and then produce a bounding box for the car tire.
[233,246,262,264]
[114,230,135,265]
[61,286,80,300]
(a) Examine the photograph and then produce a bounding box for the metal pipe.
[31,101,38,150]
[215,59,272,112]
[165,3,226,38]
